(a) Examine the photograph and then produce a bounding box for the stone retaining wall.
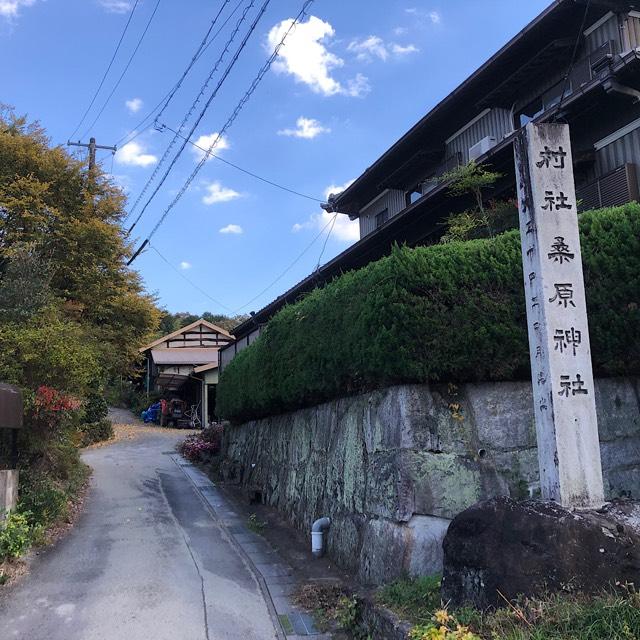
[221,378,640,585]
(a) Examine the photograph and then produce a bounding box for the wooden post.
[514,122,604,508]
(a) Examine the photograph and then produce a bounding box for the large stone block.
[466,381,536,451]
[442,496,640,609]
[407,451,483,519]
[405,515,451,577]
[595,378,640,441]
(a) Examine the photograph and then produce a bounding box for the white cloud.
[344,73,371,98]
[125,97,143,114]
[324,179,355,201]
[391,43,419,56]
[115,141,157,167]
[202,181,240,205]
[278,117,330,139]
[348,36,419,63]
[219,224,243,235]
[191,133,230,162]
[292,210,359,243]
[180,261,191,270]
[0,0,35,19]
[393,26,408,36]
[348,36,389,63]
[268,15,369,98]
[405,8,441,24]
[292,179,359,244]
[100,0,132,13]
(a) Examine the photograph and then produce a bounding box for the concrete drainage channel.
[171,456,332,639]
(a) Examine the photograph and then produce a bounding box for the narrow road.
[0,420,280,640]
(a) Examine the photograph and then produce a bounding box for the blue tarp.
[141,402,161,424]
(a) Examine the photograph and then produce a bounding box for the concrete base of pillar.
[0,470,19,518]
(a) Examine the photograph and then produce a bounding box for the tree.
[0,105,160,387]
[438,161,517,243]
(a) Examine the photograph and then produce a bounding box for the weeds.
[334,595,371,640]
[377,575,442,625]
[247,513,266,534]
[0,512,33,560]
[377,575,640,640]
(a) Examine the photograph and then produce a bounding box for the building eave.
[331,0,627,215]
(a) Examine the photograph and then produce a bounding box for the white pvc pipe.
[311,517,330,558]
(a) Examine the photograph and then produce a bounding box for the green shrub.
[79,419,114,447]
[0,511,33,560]
[83,391,109,424]
[17,471,69,527]
[217,204,640,423]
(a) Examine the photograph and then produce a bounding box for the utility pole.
[67,137,117,171]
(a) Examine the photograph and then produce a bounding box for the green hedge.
[217,204,640,423]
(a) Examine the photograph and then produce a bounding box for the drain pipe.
[311,517,330,558]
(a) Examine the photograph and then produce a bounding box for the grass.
[377,575,442,625]
[246,513,266,535]
[377,576,640,640]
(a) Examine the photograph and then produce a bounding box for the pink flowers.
[179,432,220,462]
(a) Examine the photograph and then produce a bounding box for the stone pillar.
[0,470,18,518]
[514,122,604,508]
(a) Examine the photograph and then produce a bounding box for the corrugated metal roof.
[151,348,219,366]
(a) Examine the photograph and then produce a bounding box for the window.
[405,188,422,206]
[375,208,389,228]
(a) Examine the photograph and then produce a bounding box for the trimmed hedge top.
[217,204,640,423]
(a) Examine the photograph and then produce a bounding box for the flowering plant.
[179,431,220,462]
[409,610,479,640]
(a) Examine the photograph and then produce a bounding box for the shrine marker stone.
[514,122,604,508]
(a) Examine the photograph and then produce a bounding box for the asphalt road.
[0,427,280,640]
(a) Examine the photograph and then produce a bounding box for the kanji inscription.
[514,122,604,508]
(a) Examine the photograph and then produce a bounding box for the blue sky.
[0,0,551,316]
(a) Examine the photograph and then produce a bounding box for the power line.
[80,0,163,140]
[149,243,235,312]
[555,0,591,119]
[153,0,232,127]
[163,124,326,203]
[69,0,140,140]
[126,0,257,231]
[315,213,338,270]
[115,0,246,150]
[128,0,315,265]
[233,209,336,314]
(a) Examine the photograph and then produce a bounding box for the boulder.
[442,496,640,609]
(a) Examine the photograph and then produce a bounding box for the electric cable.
[555,0,592,119]
[149,243,235,312]
[232,207,335,313]
[69,0,140,140]
[115,0,246,150]
[153,0,232,127]
[127,0,315,264]
[80,0,163,139]
[126,0,256,230]
[315,212,338,270]
[163,124,326,203]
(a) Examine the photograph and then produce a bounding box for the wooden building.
[139,319,233,425]
[221,0,640,371]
